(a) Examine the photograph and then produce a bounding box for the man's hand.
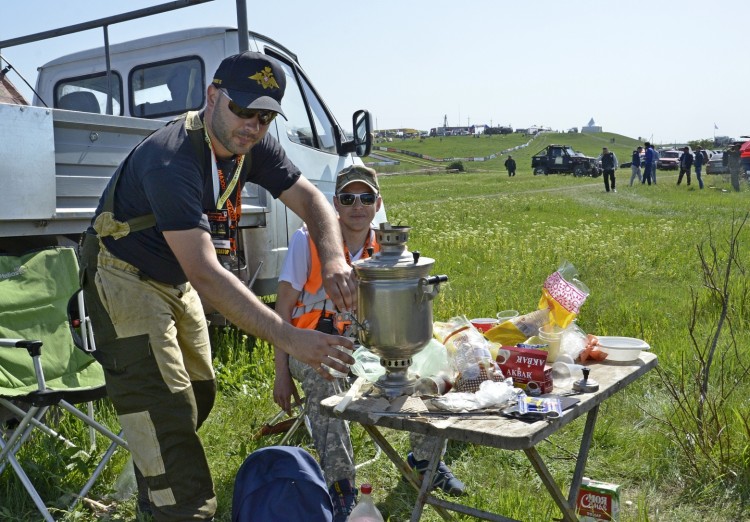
[321,257,357,312]
[273,370,300,415]
[280,329,355,382]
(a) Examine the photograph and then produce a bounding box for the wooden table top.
[321,352,657,451]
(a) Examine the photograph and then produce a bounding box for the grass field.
[3,134,749,521]
[369,131,646,176]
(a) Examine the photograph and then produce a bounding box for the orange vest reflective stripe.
[290,229,380,331]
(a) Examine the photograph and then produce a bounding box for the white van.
[0,5,377,298]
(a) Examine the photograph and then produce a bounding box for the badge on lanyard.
[207,210,232,256]
[204,128,245,259]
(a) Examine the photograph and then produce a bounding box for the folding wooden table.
[321,352,657,522]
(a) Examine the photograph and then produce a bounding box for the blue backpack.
[232,446,334,522]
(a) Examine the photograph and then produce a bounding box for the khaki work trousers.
[80,234,217,521]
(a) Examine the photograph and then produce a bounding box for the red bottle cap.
[360,483,373,495]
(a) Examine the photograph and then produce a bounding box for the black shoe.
[406,453,466,496]
[329,479,357,522]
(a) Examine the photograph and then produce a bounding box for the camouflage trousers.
[289,357,446,486]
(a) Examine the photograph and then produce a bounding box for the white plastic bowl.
[597,336,650,362]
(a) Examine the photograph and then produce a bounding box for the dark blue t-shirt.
[95,114,300,285]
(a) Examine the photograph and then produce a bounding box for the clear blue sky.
[1,0,746,143]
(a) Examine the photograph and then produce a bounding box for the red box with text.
[576,478,620,521]
[496,345,552,395]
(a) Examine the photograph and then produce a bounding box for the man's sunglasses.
[220,90,277,125]
[336,192,377,206]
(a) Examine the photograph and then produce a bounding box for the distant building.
[714,136,733,147]
[486,126,513,135]
[429,126,471,137]
[581,117,602,133]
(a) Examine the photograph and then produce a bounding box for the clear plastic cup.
[538,326,564,363]
[496,309,520,323]
[321,345,351,388]
[551,361,584,388]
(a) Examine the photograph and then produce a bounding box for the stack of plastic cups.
[537,325,564,363]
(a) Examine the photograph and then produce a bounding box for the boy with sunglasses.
[81,51,356,521]
[274,166,465,522]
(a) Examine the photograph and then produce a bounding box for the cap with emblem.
[335,165,379,194]
[212,51,287,118]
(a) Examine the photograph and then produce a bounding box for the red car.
[656,149,682,170]
[740,140,750,177]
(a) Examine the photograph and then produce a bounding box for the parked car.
[741,140,750,178]
[706,151,727,174]
[530,144,601,177]
[657,149,682,170]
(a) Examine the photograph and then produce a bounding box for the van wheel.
[573,165,586,177]
[534,167,547,176]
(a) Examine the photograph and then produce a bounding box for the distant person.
[693,145,705,189]
[504,155,517,176]
[642,142,654,185]
[629,146,643,186]
[677,146,693,186]
[651,147,659,184]
[598,146,619,192]
[726,142,742,191]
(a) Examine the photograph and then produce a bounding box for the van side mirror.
[337,109,372,157]
[352,110,372,157]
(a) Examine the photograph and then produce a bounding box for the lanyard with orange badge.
[204,128,245,257]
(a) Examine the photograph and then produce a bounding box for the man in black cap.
[504,154,517,176]
[79,51,355,521]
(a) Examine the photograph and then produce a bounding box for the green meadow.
[3,133,750,521]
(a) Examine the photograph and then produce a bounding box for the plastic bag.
[433,316,494,382]
[558,322,588,361]
[411,338,451,379]
[430,378,520,412]
[538,261,590,328]
[351,345,385,383]
[484,308,549,346]
[434,316,493,376]
[474,378,520,408]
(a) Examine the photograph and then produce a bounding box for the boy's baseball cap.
[212,51,286,118]
[335,166,379,194]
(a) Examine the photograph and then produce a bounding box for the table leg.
[410,438,446,522]
[524,446,579,522]
[360,425,453,521]
[568,405,599,506]
[362,425,555,522]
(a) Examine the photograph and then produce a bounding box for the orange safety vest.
[290,229,379,332]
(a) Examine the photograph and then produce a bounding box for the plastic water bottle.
[347,483,384,521]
